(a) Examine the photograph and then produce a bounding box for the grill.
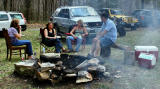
[87,22,102,28]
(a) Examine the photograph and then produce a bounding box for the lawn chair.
[3,28,27,61]
[39,28,55,54]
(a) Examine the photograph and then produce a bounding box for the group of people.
[8,13,117,59]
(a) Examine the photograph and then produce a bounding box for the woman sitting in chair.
[44,22,66,53]
[8,19,33,59]
[66,20,88,52]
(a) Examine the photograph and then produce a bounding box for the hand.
[18,26,22,34]
[73,36,77,39]
[82,34,85,37]
[93,37,99,42]
[18,25,21,31]
[53,37,57,39]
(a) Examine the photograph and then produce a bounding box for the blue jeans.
[100,38,114,57]
[12,40,33,56]
[54,39,63,53]
[66,36,82,52]
[44,38,63,53]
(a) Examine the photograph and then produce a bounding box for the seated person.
[66,20,88,52]
[89,13,117,57]
[8,19,33,59]
[44,22,66,53]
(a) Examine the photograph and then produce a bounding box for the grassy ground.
[0,27,160,89]
[0,27,112,89]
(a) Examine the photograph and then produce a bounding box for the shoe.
[87,53,95,59]
[62,49,69,53]
[68,50,74,53]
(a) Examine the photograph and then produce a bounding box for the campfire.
[14,53,113,84]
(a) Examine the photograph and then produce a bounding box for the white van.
[0,11,27,34]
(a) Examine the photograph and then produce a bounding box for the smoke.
[69,0,160,89]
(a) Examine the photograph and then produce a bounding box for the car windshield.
[71,7,98,17]
[111,10,123,15]
[142,11,152,16]
[0,14,8,21]
[10,14,23,19]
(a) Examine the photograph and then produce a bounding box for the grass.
[0,27,160,89]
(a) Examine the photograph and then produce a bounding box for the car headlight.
[70,21,76,26]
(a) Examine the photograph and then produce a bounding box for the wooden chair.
[39,28,55,53]
[2,28,27,61]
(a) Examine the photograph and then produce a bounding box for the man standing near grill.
[89,13,117,57]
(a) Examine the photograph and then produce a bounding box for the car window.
[110,10,123,15]
[132,11,140,16]
[10,14,23,19]
[71,7,98,17]
[101,9,109,14]
[58,9,70,18]
[0,14,9,21]
[142,11,152,16]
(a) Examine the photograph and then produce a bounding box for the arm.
[96,22,112,39]
[14,26,22,39]
[44,29,56,39]
[53,29,57,38]
[82,27,88,37]
[70,26,77,39]
[96,30,107,39]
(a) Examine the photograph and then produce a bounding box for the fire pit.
[14,53,112,84]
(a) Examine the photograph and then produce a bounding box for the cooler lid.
[138,53,156,66]
[135,46,158,51]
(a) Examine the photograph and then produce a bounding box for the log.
[76,71,93,83]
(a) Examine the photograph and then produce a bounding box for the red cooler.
[138,53,156,69]
[135,46,158,61]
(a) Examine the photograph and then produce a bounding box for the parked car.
[132,9,153,27]
[8,12,27,31]
[98,8,139,30]
[50,6,102,39]
[153,10,160,26]
[0,11,27,36]
[116,18,126,37]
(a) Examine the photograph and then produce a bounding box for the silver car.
[50,6,102,37]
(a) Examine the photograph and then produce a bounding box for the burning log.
[88,65,106,73]
[75,58,100,70]
[76,71,93,83]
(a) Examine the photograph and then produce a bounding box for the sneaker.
[68,50,74,53]
[87,53,95,59]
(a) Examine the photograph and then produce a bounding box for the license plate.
[90,30,95,33]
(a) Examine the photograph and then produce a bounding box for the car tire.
[0,31,4,37]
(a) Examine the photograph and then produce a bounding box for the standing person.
[66,20,88,52]
[89,13,117,57]
[8,19,33,59]
[44,22,66,53]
